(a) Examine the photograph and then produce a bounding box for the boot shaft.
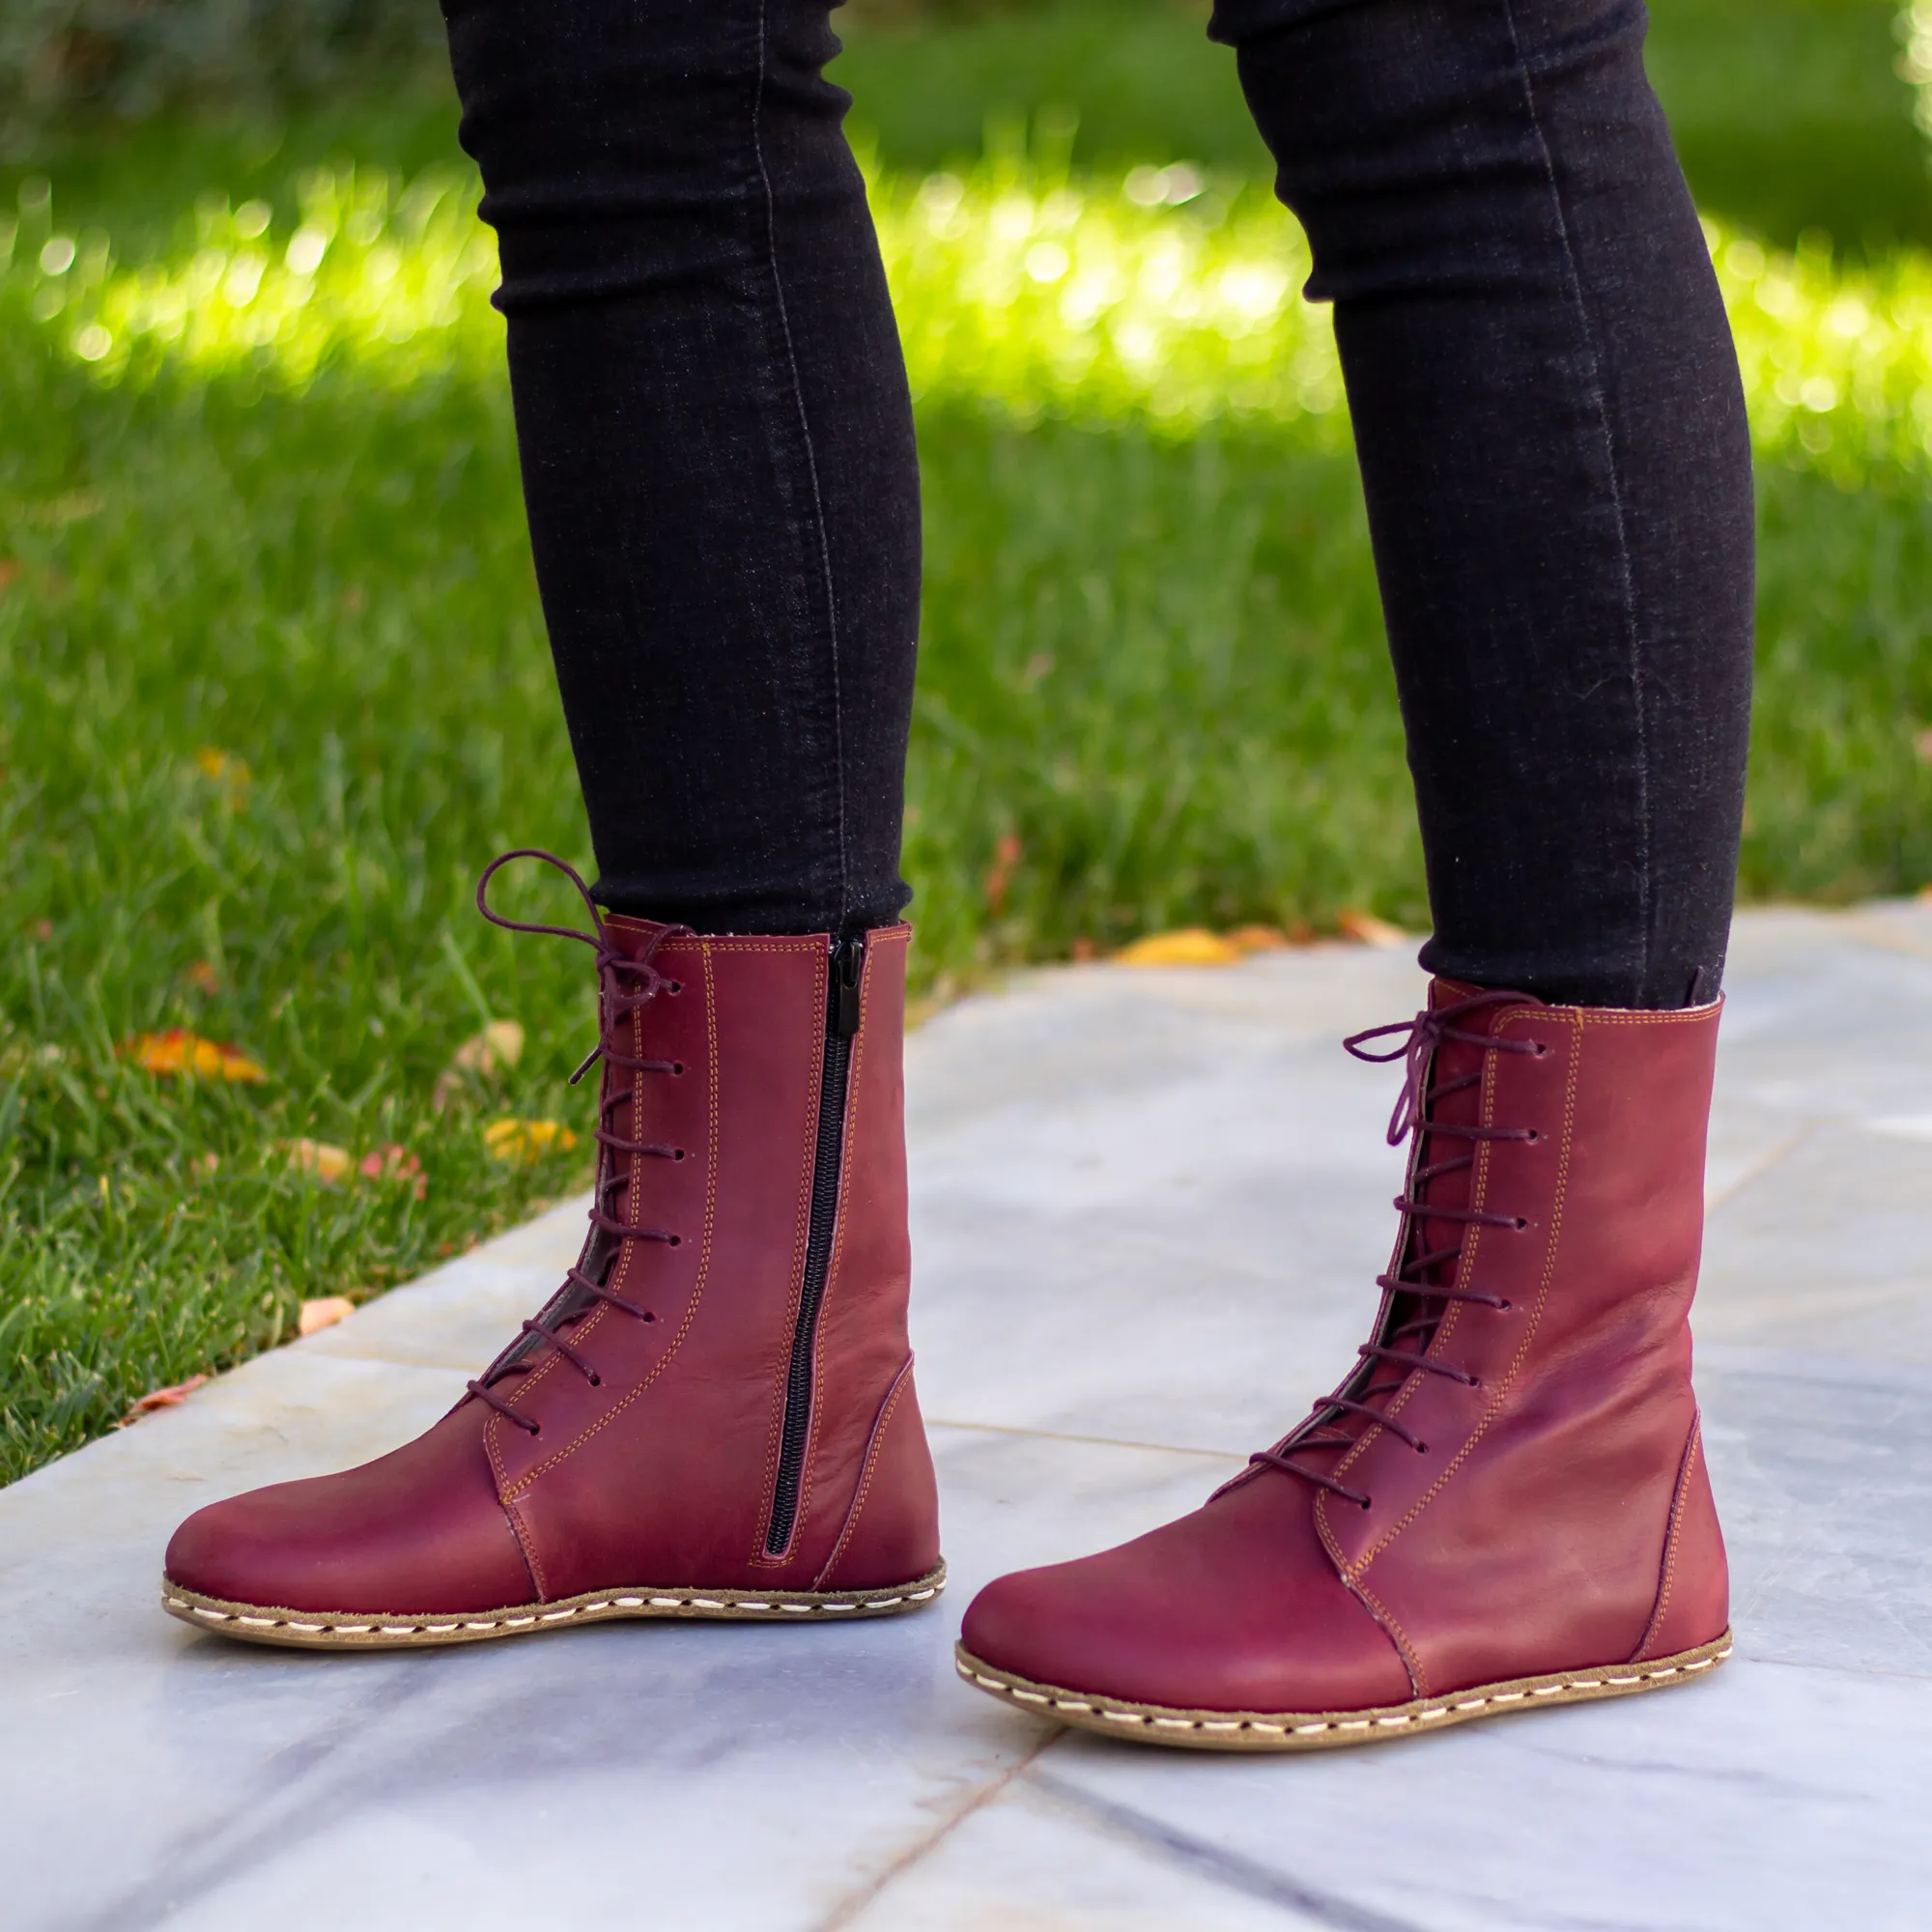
[955,979,1732,1739]
[162,862,942,1634]
[484,921,929,1592]
[1319,986,1725,1690]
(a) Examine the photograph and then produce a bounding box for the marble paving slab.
[2,904,1929,1930]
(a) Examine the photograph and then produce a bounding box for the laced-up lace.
[461,849,690,1437]
[1248,987,1546,1509]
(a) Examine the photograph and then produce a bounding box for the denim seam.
[1498,0,1652,1002]
[751,0,850,926]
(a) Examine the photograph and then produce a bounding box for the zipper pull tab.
[833,935,865,1038]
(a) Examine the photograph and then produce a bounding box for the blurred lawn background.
[3,0,1932,1479]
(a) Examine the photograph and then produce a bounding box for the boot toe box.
[164,1411,535,1617]
[961,1476,1412,1716]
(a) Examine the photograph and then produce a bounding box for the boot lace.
[461,848,690,1436]
[1247,986,1546,1509]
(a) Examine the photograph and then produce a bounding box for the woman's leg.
[958,0,1747,1747]
[161,0,946,1644]
[441,0,920,933]
[1223,0,1753,1009]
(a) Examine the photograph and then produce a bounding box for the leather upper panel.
[164,1405,535,1615]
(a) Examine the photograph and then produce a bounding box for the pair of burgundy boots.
[164,860,1730,1749]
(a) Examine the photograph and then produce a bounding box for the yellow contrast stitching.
[1634,1413,1702,1662]
[957,1637,1733,1736]
[814,1353,915,1590]
[1355,1004,1583,1570]
[504,946,722,1495]
[163,1573,946,1639]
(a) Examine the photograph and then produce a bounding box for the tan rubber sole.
[954,1627,1732,1751]
[161,1563,947,1650]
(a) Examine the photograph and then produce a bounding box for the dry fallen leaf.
[457,1018,526,1074]
[983,834,1023,915]
[484,1116,579,1164]
[284,1137,354,1184]
[298,1295,356,1336]
[1116,927,1243,967]
[1226,924,1290,954]
[433,1017,526,1110]
[122,1029,268,1083]
[184,959,222,995]
[1337,908,1408,950]
[358,1142,427,1199]
[119,1374,208,1426]
[193,746,252,791]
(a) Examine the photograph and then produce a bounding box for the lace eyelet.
[668,1234,682,1246]
[671,1062,685,1075]
[1525,1129,1541,1142]
[641,1311,657,1322]
[1497,1299,1512,1312]
[1533,1042,1550,1058]
[587,1374,601,1387]
[1514,1216,1529,1230]
[1359,1496,1373,1511]
[673,1149,686,1161]
[1414,1442,1429,1456]
[668,980,682,994]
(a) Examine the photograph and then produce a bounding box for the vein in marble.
[2,906,1928,1929]
[1042,1659,1932,1932]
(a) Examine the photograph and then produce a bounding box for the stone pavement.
[4,902,1931,1930]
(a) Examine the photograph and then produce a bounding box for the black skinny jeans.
[440,0,1753,1009]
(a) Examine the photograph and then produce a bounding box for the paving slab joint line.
[1700,1121,1814,1216]
[1832,911,1932,968]
[1026,1768,1427,1932]
[809,1727,1062,1932]
[925,1415,1247,1462]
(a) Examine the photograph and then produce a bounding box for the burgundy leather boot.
[163,853,943,1647]
[958,982,1731,1747]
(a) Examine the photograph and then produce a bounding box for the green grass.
[0,348,586,1478]
[3,1,1932,1484]
[12,0,1926,255]
[1646,0,1932,254]
[834,0,1932,254]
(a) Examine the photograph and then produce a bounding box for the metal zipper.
[765,932,865,1556]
